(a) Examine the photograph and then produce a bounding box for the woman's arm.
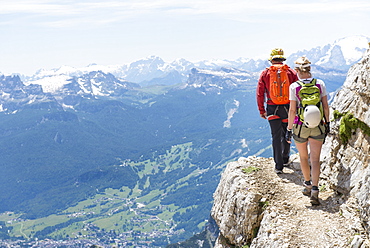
[321,95,330,122]
[288,100,297,130]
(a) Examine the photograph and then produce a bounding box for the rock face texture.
[211,157,267,247]
[211,47,370,247]
[321,46,370,239]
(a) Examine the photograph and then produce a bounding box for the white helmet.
[303,105,321,128]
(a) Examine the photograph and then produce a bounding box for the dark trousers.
[267,104,291,170]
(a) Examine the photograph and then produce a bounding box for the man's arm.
[256,71,267,118]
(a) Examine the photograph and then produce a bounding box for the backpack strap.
[296,123,303,138]
[295,81,304,104]
[294,81,305,126]
[266,105,289,123]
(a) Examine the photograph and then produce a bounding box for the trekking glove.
[324,122,330,135]
[285,129,293,142]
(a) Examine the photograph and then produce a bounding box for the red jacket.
[256,63,298,115]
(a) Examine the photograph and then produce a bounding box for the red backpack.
[268,64,290,105]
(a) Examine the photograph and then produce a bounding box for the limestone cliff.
[211,47,370,248]
[321,45,370,239]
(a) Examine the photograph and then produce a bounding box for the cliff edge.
[211,47,370,248]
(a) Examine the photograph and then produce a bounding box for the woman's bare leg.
[308,138,323,187]
[295,141,310,182]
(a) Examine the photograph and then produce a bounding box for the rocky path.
[250,155,368,248]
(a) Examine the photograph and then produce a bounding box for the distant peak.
[145,55,163,61]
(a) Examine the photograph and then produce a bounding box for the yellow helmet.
[269,48,286,61]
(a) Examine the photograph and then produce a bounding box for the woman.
[286,56,330,205]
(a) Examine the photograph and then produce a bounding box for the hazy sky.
[1,0,370,75]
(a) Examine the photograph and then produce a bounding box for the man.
[256,48,298,174]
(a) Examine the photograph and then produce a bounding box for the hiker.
[285,56,330,205]
[256,48,299,174]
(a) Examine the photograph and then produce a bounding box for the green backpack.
[296,79,324,124]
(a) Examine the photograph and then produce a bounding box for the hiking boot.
[310,189,320,205]
[283,159,291,167]
[302,183,312,196]
[275,169,283,174]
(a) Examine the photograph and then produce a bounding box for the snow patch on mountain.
[317,35,369,66]
[334,36,369,64]
[224,100,240,128]
[286,35,370,71]
[186,67,255,92]
[26,75,72,93]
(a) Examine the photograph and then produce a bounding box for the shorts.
[293,124,325,143]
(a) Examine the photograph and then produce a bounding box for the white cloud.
[1,1,79,15]
[2,0,370,27]
[3,0,370,14]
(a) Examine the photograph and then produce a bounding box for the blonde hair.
[294,56,311,73]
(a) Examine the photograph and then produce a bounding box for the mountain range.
[0,35,369,247]
[19,35,370,90]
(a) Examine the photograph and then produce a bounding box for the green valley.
[0,143,222,246]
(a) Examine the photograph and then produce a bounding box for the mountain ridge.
[9,35,369,91]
